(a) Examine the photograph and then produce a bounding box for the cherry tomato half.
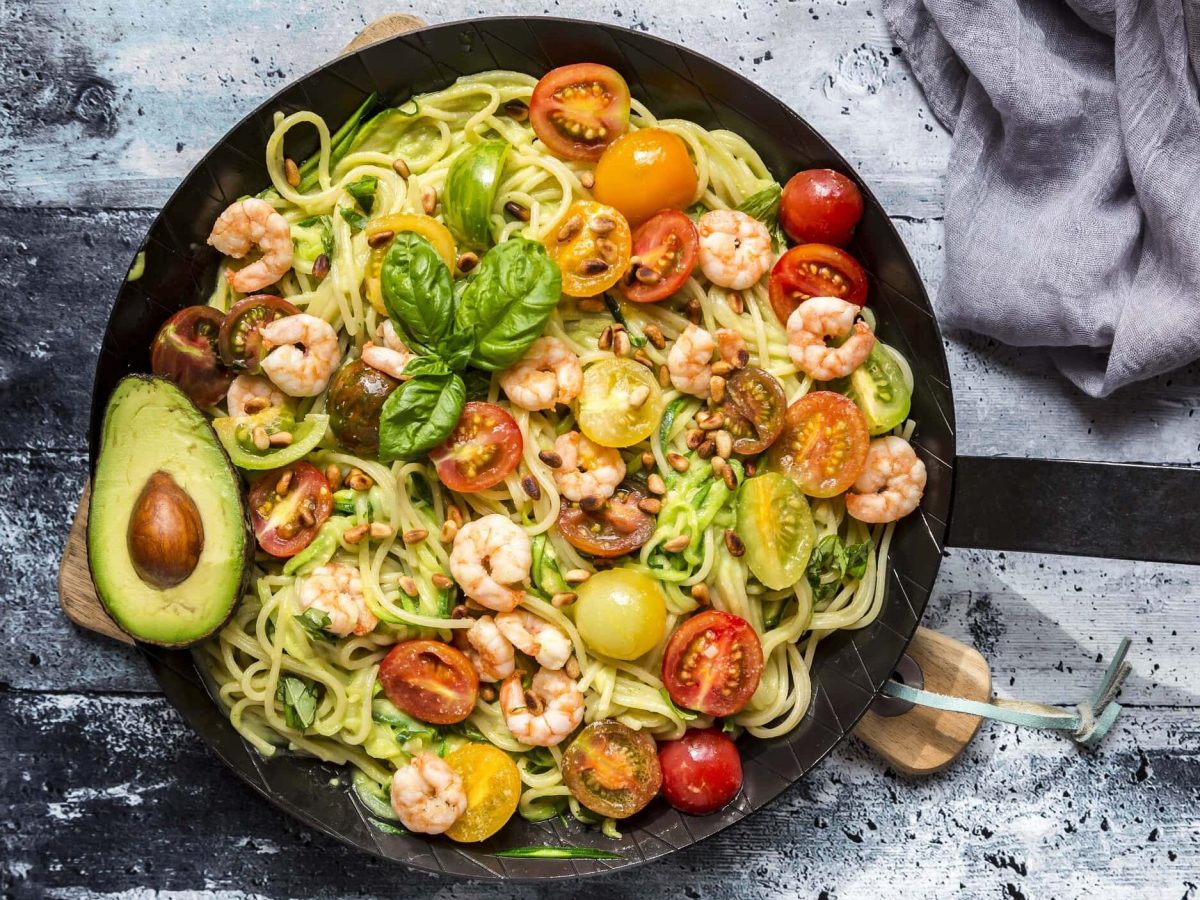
[530,63,631,162]
[443,743,521,843]
[766,391,869,498]
[768,244,868,325]
[562,720,662,818]
[150,306,233,407]
[248,461,333,557]
[218,295,300,372]
[593,128,698,226]
[546,200,632,297]
[558,481,655,558]
[576,357,664,448]
[378,639,479,725]
[658,728,743,815]
[429,401,523,493]
[780,169,864,247]
[620,209,699,303]
[662,610,764,717]
[712,366,786,455]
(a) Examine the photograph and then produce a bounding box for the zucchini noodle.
[195,70,915,832]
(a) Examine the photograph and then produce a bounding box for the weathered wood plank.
[0,0,949,217]
[2,693,1195,897]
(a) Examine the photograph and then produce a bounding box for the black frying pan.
[87,16,1200,881]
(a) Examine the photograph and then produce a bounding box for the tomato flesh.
[562,720,662,818]
[248,461,333,557]
[593,128,698,226]
[780,169,864,247]
[658,728,743,815]
[545,200,632,297]
[378,639,479,725]
[662,610,763,717]
[713,366,786,455]
[558,480,655,558]
[429,401,522,493]
[767,391,870,498]
[768,243,868,325]
[218,295,300,372]
[443,743,521,842]
[530,63,631,162]
[621,209,699,303]
[577,357,663,448]
[150,306,233,407]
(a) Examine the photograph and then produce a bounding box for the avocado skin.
[87,375,253,648]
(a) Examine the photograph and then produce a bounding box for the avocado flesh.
[88,376,251,646]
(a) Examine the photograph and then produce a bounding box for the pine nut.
[284,158,300,187]
[557,214,584,243]
[565,569,591,585]
[663,534,691,553]
[691,583,711,606]
[578,297,606,313]
[580,171,595,189]
[721,463,738,491]
[565,657,581,679]
[658,363,671,388]
[640,451,655,468]
[667,452,690,472]
[399,576,419,596]
[504,99,529,121]
[715,430,733,460]
[724,528,746,557]
[344,523,369,545]
[580,257,609,276]
[298,507,316,528]
[637,497,662,515]
[440,520,459,543]
[685,297,702,323]
[521,476,541,500]
[367,230,394,249]
[711,360,733,377]
[598,325,613,351]
[457,251,479,273]
[403,528,428,544]
[346,469,373,491]
[504,200,530,222]
[422,186,437,215]
[551,591,577,608]
[629,384,650,409]
[634,266,661,285]
[580,495,605,513]
[325,465,343,490]
[311,253,330,279]
[647,474,666,495]
[633,349,655,370]
[243,397,270,414]
[589,215,616,235]
[710,375,726,404]
[686,429,705,450]
[644,324,666,349]
[447,505,464,527]
[392,157,411,179]
[538,450,563,469]
[728,292,745,315]
[613,330,631,357]
[697,412,724,430]
[479,685,497,703]
[275,470,293,496]
[252,426,270,451]
[370,523,394,540]
[432,573,454,590]
[268,430,293,447]
[697,439,716,460]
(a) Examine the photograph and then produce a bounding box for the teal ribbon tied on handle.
[881,638,1133,749]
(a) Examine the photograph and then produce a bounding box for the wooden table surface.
[3,1,1198,897]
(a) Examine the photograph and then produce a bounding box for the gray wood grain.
[2,0,1198,897]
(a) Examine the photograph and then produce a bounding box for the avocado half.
[88,375,252,647]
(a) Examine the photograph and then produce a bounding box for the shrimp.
[845,436,926,523]
[361,320,416,381]
[697,209,773,290]
[226,373,287,417]
[786,296,876,381]
[461,615,517,682]
[389,752,467,834]
[449,515,532,612]
[499,668,584,747]
[495,610,572,671]
[259,314,342,397]
[499,337,583,411]
[552,431,625,502]
[297,563,378,637]
[666,324,746,398]
[207,198,294,293]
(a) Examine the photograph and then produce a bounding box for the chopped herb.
[523,747,557,775]
[372,698,437,744]
[371,819,408,835]
[295,608,334,642]
[340,207,369,231]
[493,846,622,860]
[806,534,872,602]
[446,721,488,743]
[275,675,321,731]
[660,688,698,721]
[721,719,739,735]
[685,202,709,222]
[346,174,379,214]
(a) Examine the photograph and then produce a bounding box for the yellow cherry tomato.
[364,214,457,315]
[592,128,699,226]
[576,358,664,448]
[443,743,521,843]
[574,569,667,660]
[545,200,632,297]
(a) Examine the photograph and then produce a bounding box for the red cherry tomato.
[218,294,300,372]
[779,169,864,247]
[662,610,764,717]
[530,63,631,162]
[150,306,233,407]
[767,391,870,498]
[558,481,655,558]
[768,243,868,325]
[620,209,699,303]
[658,728,743,815]
[247,461,333,557]
[379,639,479,725]
[429,401,523,493]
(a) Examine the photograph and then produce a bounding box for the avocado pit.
[127,470,205,588]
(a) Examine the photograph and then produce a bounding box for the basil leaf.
[377,372,465,462]
[403,355,452,379]
[380,232,454,353]
[736,182,782,222]
[443,139,510,250]
[844,540,872,579]
[437,325,476,372]
[291,215,333,274]
[294,608,334,642]
[339,207,369,231]
[806,534,872,601]
[455,237,562,371]
[462,368,492,402]
[659,688,698,721]
[346,175,378,214]
[275,675,321,731]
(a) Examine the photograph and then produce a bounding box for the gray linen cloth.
[881,0,1200,396]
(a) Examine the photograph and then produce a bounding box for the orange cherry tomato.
[378,640,479,725]
[767,391,870,498]
[443,743,521,842]
[545,200,631,297]
[530,63,631,162]
[661,610,764,717]
[768,243,868,325]
[592,128,698,226]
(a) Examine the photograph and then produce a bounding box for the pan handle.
[946,456,1200,565]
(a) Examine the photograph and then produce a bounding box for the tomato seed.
[275,470,293,497]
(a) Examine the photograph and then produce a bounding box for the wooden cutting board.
[56,11,988,773]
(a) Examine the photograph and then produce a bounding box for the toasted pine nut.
[643,324,666,349]
[557,214,584,243]
[392,157,411,178]
[432,573,454,590]
[691,583,711,605]
[504,200,530,222]
[325,464,343,491]
[647,473,666,495]
[399,576,419,596]
[403,528,428,545]
[564,569,591,585]
[284,158,300,187]
[697,439,716,460]
[728,292,745,315]
[370,523,394,540]
[551,591,578,608]
[275,470,293,496]
[538,450,563,469]
[721,463,738,491]
[598,325,613,351]
[658,363,671,388]
[422,186,437,215]
[684,297,702,323]
[521,476,541,500]
[344,523,369,545]
[447,505,464,527]
[480,685,497,703]
[580,495,605,513]
[367,230,394,249]
[697,412,724,431]
[504,99,529,121]
[243,397,270,414]
[312,253,330,279]
[346,469,373,491]
[715,430,733,460]
[252,426,270,451]
[686,429,705,450]
[457,251,479,273]
[724,528,746,557]
[565,657,581,678]
[633,349,655,370]
[580,171,595,189]
[710,375,726,404]
[268,430,293,447]
[667,452,690,472]
[613,330,631,357]
[640,451,655,468]
[711,360,733,377]
[662,534,691,553]
[637,497,662,515]
[440,520,459,543]
[589,214,616,235]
